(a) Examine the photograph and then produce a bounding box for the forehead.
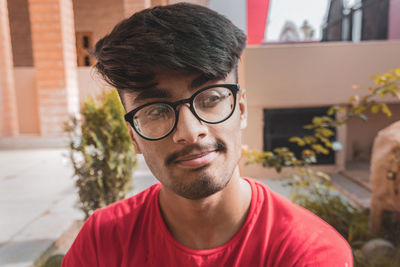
[134,72,201,102]
[123,71,235,109]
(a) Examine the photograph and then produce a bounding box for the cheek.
[136,141,165,172]
[220,113,243,156]
[232,114,244,154]
[142,148,166,179]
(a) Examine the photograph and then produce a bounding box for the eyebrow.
[190,74,215,89]
[133,75,218,105]
[133,88,173,104]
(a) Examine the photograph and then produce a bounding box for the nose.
[172,104,208,144]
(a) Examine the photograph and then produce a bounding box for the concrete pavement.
[0,149,81,267]
[0,148,161,267]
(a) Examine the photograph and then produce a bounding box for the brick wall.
[0,0,19,137]
[7,0,34,67]
[28,0,79,136]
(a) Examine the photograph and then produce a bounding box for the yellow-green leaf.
[316,171,331,181]
[371,104,380,114]
[381,103,392,117]
[347,96,357,103]
[316,127,334,138]
[311,144,330,155]
[289,137,306,146]
[327,106,336,116]
[378,90,387,98]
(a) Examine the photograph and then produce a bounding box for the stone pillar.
[28,0,79,136]
[123,0,151,18]
[0,0,19,137]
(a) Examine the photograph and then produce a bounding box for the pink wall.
[389,0,400,39]
[242,41,400,178]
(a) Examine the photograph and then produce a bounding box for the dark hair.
[93,3,246,94]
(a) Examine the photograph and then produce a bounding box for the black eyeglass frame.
[124,83,240,141]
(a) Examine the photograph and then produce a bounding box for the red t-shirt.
[63,178,353,266]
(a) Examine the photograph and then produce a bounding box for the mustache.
[165,140,226,166]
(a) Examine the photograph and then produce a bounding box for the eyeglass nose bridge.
[170,97,203,124]
[171,98,192,109]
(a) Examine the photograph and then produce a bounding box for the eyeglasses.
[124,84,240,141]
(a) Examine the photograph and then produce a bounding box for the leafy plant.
[288,170,400,266]
[65,90,137,219]
[354,246,400,267]
[287,168,371,248]
[380,211,400,247]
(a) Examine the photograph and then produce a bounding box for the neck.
[158,169,252,250]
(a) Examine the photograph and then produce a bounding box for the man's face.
[124,71,247,200]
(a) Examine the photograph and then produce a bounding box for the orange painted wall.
[0,0,19,137]
[14,67,40,134]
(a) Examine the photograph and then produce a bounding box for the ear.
[238,88,247,129]
[126,122,142,154]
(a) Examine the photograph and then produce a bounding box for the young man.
[63,3,353,266]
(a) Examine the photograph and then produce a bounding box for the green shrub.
[43,254,64,267]
[65,90,137,219]
[289,171,400,266]
[354,246,400,267]
[380,211,400,247]
[288,169,371,249]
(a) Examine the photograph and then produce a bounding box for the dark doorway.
[264,106,336,165]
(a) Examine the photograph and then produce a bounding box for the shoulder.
[63,183,161,266]
[245,178,353,266]
[91,183,161,227]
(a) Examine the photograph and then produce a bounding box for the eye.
[196,89,230,108]
[146,104,171,119]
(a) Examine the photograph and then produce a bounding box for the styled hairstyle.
[93,3,246,96]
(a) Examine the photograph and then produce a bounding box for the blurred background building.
[323,0,400,42]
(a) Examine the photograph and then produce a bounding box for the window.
[76,32,93,66]
[264,106,336,165]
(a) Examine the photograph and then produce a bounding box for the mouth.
[165,141,226,167]
[175,150,218,168]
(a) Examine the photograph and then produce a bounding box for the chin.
[169,169,233,200]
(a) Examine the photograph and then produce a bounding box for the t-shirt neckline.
[153,177,257,256]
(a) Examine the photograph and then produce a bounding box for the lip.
[175,151,218,168]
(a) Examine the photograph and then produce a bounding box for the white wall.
[209,0,246,33]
